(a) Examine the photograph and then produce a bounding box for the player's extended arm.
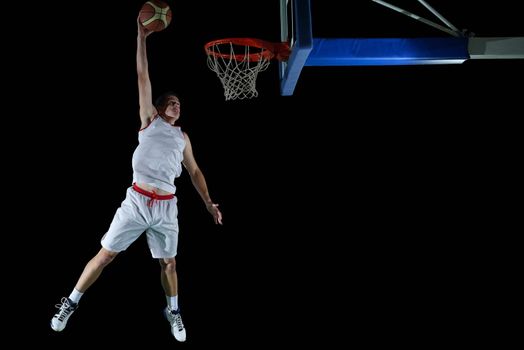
[137,18,157,129]
[182,133,223,225]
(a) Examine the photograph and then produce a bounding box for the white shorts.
[101,185,179,258]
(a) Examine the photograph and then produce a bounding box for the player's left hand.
[207,203,223,225]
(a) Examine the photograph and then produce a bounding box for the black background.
[7,0,522,347]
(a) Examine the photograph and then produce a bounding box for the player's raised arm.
[137,17,156,129]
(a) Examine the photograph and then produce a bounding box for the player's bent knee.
[160,257,177,271]
[96,249,118,267]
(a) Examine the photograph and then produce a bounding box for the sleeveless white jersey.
[132,117,186,194]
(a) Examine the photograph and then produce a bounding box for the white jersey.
[132,116,186,194]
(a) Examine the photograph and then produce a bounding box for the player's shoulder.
[181,130,191,144]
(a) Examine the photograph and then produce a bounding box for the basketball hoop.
[204,38,290,100]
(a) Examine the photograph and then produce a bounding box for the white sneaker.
[164,307,186,342]
[51,297,78,332]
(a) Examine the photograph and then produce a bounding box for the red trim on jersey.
[139,115,159,131]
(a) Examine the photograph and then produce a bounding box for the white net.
[206,41,272,100]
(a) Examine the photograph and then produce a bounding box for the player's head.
[155,91,180,110]
[155,91,181,121]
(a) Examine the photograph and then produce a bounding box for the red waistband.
[132,183,175,201]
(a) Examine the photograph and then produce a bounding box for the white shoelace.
[174,313,184,331]
[54,297,74,321]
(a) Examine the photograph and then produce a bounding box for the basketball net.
[205,38,290,100]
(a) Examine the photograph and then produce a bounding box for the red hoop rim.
[205,38,290,62]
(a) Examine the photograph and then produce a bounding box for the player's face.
[165,96,180,119]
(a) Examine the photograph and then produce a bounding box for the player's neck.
[160,114,177,126]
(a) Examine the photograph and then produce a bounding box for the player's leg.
[160,257,186,342]
[51,186,149,332]
[51,248,119,332]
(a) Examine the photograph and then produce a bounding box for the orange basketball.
[139,0,172,32]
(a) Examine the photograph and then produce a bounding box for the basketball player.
[50,17,223,342]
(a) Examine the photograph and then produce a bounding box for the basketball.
[139,0,172,32]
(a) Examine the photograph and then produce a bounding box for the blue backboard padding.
[280,0,313,96]
[280,45,313,96]
[305,38,469,66]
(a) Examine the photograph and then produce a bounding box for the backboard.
[279,0,313,97]
[278,0,523,96]
[278,0,468,96]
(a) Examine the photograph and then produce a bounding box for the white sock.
[68,288,84,304]
[166,295,178,311]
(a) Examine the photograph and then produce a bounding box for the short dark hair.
[154,91,180,110]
